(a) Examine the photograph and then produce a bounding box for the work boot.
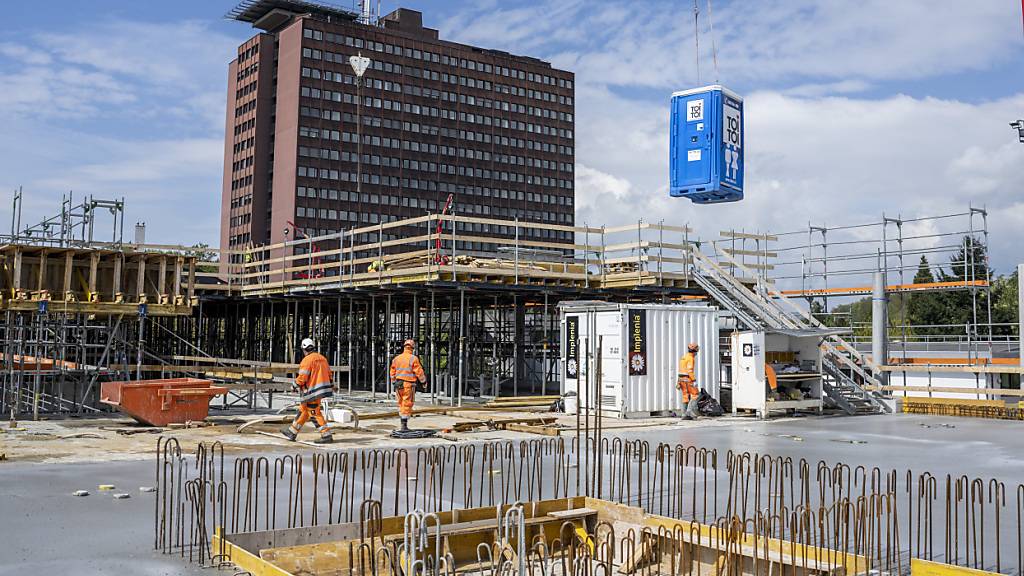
[280,427,297,441]
[315,435,334,444]
[400,417,409,431]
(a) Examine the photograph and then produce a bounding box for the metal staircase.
[690,248,891,415]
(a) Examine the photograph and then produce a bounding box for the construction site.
[2,1,1023,575]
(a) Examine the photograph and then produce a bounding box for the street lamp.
[349,53,371,219]
[1011,120,1024,143]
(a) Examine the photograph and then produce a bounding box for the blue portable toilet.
[669,85,744,203]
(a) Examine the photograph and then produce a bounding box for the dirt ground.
[0,400,730,464]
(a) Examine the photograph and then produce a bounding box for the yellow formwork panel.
[911,559,1001,575]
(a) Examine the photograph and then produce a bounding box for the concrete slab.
[2,411,1022,574]
[0,459,207,576]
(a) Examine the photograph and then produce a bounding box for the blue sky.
[1,0,1022,274]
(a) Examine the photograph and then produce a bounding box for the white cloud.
[571,89,1024,274]
[443,0,1023,90]
[0,17,242,245]
[0,42,51,65]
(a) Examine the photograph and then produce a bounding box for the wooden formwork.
[0,244,196,316]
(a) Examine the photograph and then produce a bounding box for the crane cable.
[692,0,722,85]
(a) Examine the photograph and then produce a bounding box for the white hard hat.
[301,338,316,350]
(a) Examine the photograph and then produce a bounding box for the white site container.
[559,302,720,418]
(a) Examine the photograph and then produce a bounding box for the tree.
[938,235,993,331]
[906,256,945,336]
[186,243,219,274]
[990,269,1019,337]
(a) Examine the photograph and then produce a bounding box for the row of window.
[301,62,572,108]
[298,144,570,176]
[229,195,253,212]
[238,43,259,64]
[299,120,574,157]
[299,105,572,150]
[228,232,252,247]
[234,99,257,118]
[301,81,572,122]
[233,137,255,154]
[301,85,572,134]
[303,27,573,90]
[233,118,256,136]
[296,164,572,189]
[237,62,258,83]
[295,203,574,227]
[298,185,573,208]
[236,80,258,100]
[232,156,254,173]
[229,213,252,228]
[230,175,254,192]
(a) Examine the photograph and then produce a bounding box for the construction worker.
[390,339,426,431]
[677,342,700,420]
[765,363,780,400]
[281,338,334,444]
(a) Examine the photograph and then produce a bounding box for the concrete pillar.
[872,270,889,385]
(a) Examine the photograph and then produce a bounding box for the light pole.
[349,53,371,218]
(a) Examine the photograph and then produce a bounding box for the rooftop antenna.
[1011,119,1024,143]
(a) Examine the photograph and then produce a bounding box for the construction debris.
[72,490,89,497]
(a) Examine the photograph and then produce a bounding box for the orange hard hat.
[403,339,415,349]
[687,342,700,352]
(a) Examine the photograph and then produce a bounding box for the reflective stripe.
[302,382,334,402]
[298,369,312,375]
[393,354,419,381]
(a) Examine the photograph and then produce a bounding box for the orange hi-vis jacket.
[677,352,699,402]
[296,352,334,402]
[390,350,426,384]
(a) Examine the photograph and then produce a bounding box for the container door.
[595,312,623,413]
[675,91,708,186]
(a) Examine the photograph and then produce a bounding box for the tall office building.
[221,1,575,268]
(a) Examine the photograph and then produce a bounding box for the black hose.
[389,429,437,439]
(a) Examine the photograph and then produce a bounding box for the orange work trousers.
[396,381,417,417]
[289,400,330,437]
[678,377,699,403]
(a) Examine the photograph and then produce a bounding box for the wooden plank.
[902,397,1003,407]
[723,248,778,258]
[880,365,1024,375]
[719,230,779,241]
[872,385,1024,396]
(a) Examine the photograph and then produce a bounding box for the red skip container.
[100,378,227,427]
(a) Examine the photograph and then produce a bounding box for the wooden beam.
[136,255,146,300]
[88,252,99,301]
[157,256,167,300]
[36,249,48,294]
[62,251,73,300]
[173,256,183,299]
[12,248,23,294]
[112,254,122,300]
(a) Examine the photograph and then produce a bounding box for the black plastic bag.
[697,390,724,416]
